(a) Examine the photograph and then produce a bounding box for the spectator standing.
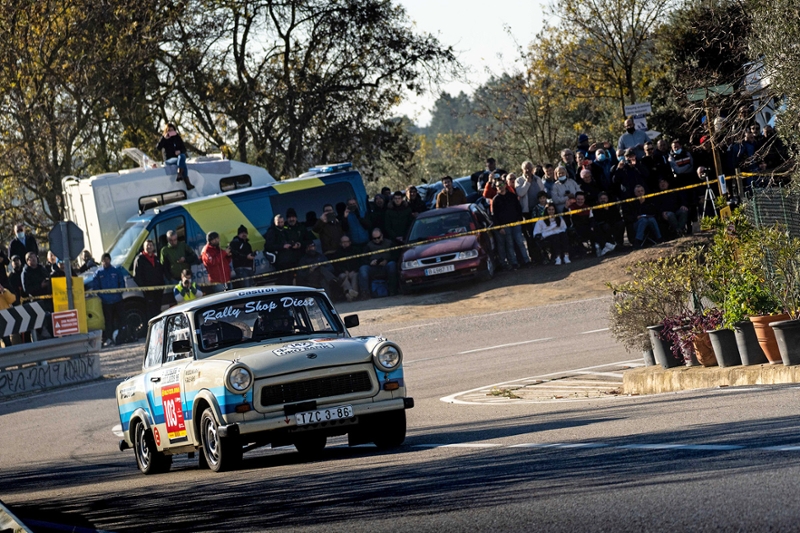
[264,215,293,285]
[229,225,255,287]
[518,161,544,217]
[542,164,556,198]
[406,186,427,217]
[641,141,673,189]
[593,148,616,194]
[570,192,596,252]
[531,191,549,218]
[313,204,345,257]
[617,118,649,160]
[133,239,165,320]
[551,166,580,213]
[435,176,467,208]
[560,149,579,181]
[93,252,126,347]
[533,204,570,265]
[156,123,195,190]
[385,191,413,246]
[669,139,695,186]
[0,282,15,346]
[369,194,387,234]
[491,178,531,270]
[8,223,38,261]
[200,232,232,293]
[577,133,594,159]
[0,246,8,289]
[285,208,313,256]
[331,236,360,301]
[341,198,371,251]
[174,268,203,303]
[77,250,97,274]
[358,228,398,298]
[46,251,65,278]
[7,255,24,303]
[21,252,52,337]
[160,230,198,283]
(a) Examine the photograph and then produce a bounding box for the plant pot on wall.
[642,349,656,367]
[706,329,741,368]
[647,325,680,369]
[733,320,768,365]
[692,331,718,367]
[750,314,791,364]
[769,319,800,366]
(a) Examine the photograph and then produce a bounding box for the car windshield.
[107,221,148,267]
[194,292,342,352]
[407,211,474,243]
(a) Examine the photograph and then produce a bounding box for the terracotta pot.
[750,314,791,364]
[692,332,718,367]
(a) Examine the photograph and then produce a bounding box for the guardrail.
[0,331,102,398]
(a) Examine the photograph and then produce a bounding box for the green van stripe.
[272,178,324,193]
[183,196,260,246]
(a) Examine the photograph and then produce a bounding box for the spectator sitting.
[313,204,344,257]
[384,191,413,246]
[436,175,467,208]
[331,235,360,301]
[533,203,570,265]
[591,191,624,254]
[406,186,427,217]
[200,232,232,293]
[93,252,127,347]
[174,268,203,303]
[551,165,580,213]
[570,192,595,253]
[654,177,689,239]
[160,229,198,283]
[624,184,662,247]
[358,228,397,299]
[156,123,195,190]
[296,241,337,294]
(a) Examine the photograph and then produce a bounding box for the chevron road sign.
[0,303,47,336]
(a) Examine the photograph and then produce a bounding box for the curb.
[622,364,800,395]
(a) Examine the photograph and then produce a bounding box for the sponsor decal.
[119,386,135,400]
[153,427,161,446]
[273,341,335,357]
[201,297,317,324]
[161,383,187,443]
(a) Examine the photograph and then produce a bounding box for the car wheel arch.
[191,390,224,438]
[127,408,153,443]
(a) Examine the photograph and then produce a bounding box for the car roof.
[153,285,324,320]
[415,204,472,219]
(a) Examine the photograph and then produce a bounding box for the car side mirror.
[344,314,359,328]
[172,339,192,354]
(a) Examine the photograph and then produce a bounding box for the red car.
[399,204,496,293]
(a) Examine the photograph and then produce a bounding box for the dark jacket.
[0,248,8,287]
[264,225,294,269]
[368,204,387,233]
[592,204,624,226]
[313,214,344,256]
[133,252,164,288]
[384,201,413,242]
[9,234,38,262]
[578,179,603,205]
[8,267,25,301]
[331,245,361,275]
[407,195,427,216]
[612,163,649,199]
[229,235,254,270]
[491,192,523,226]
[624,198,659,223]
[22,264,49,297]
[655,188,687,214]
[156,134,187,159]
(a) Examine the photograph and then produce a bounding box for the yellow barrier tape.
[23,178,721,302]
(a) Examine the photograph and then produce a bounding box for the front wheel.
[479,255,495,282]
[372,410,407,450]
[200,408,242,472]
[133,422,172,475]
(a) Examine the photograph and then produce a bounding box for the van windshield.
[108,221,148,266]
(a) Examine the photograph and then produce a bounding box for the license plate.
[295,405,354,426]
[424,264,455,276]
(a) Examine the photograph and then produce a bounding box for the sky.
[396,0,547,127]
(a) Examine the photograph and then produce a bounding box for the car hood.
[210,336,383,377]
[403,235,478,261]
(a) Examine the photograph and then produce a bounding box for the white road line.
[416,441,764,452]
[571,371,625,378]
[458,338,553,355]
[580,328,610,334]
[412,443,502,449]
[761,446,800,451]
[384,324,431,333]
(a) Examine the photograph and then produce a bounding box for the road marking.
[384,324,432,332]
[458,338,554,355]
[581,328,610,334]
[414,440,783,452]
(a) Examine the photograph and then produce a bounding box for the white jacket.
[533,217,567,239]
[551,178,580,211]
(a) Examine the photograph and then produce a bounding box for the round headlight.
[227,366,253,393]
[373,343,402,372]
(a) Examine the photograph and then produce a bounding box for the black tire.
[479,254,495,282]
[200,408,242,472]
[133,422,172,475]
[372,410,407,450]
[120,299,147,340]
[294,434,327,458]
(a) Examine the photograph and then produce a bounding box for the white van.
[62,148,275,259]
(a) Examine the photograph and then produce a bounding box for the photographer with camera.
[341,198,371,252]
[612,148,650,200]
[313,204,345,257]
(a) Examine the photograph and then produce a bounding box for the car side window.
[165,314,192,363]
[144,318,166,369]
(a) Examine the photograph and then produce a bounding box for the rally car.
[115,286,412,474]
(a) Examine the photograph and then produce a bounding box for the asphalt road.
[3,296,800,532]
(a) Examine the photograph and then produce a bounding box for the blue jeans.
[234,267,254,287]
[358,261,397,297]
[165,153,188,179]
[635,216,661,242]
[497,226,530,267]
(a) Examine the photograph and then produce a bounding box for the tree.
[165,0,457,178]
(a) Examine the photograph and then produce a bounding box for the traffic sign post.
[48,221,85,311]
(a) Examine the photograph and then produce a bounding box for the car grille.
[260,371,373,406]
[420,253,457,265]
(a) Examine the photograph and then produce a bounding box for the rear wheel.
[372,410,407,450]
[120,299,147,341]
[133,422,172,475]
[200,408,242,472]
[294,434,327,458]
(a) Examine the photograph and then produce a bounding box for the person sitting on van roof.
[313,204,344,257]
[156,123,195,191]
[201,231,231,292]
[160,230,198,283]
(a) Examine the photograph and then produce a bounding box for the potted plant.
[660,308,723,367]
[759,225,800,365]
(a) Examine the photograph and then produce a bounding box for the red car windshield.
[407,212,474,243]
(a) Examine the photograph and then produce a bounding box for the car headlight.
[457,249,479,260]
[225,364,253,394]
[373,341,403,372]
[401,260,421,270]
